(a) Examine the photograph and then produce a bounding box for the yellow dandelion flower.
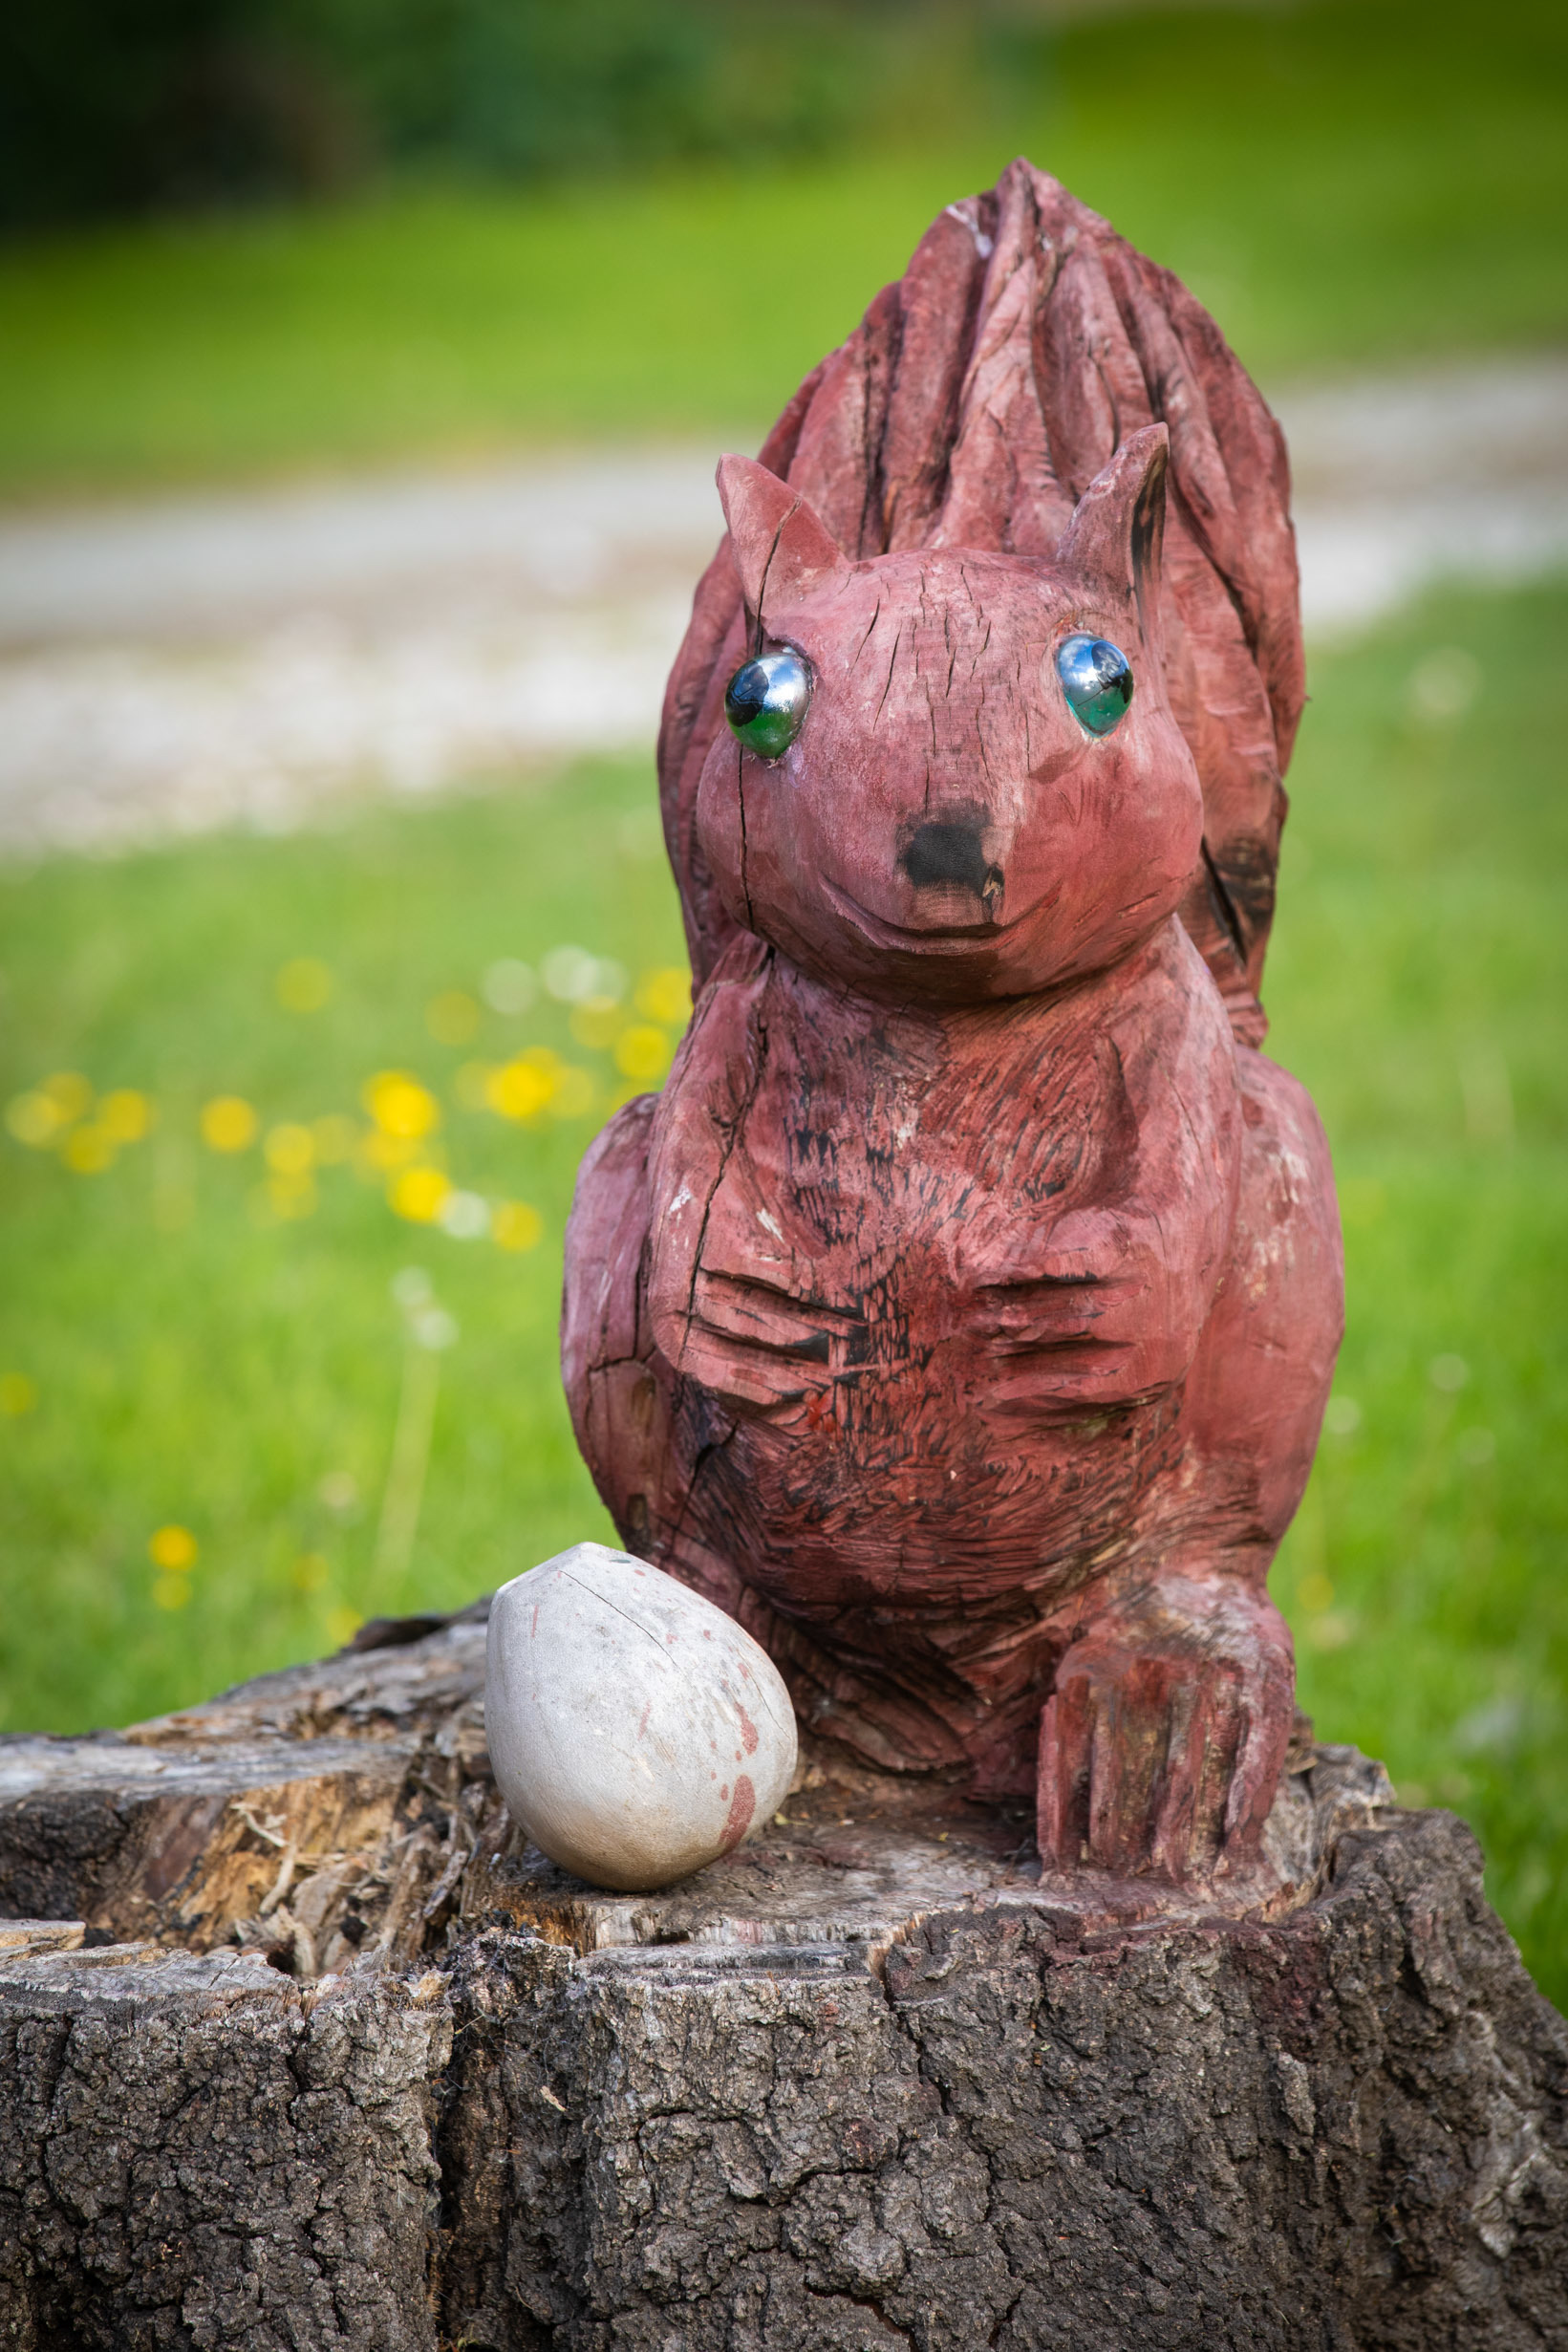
[275,957,333,1012]
[152,1575,193,1611]
[569,994,625,1051]
[485,1059,553,1122]
[634,967,693,1026]
[492,1200,544,1252]
[357,1128,419,1173]
[7,1092,63,1147]
[389,1166,452,1223]
[292,1553,331,1594]
[268,1171,316,1219]
[61,1125,115,1174]
[149,1523,198,1570]
[264,1122,315,1176]
[426,989,481,1046]
[0,1372,37,1415]
[363,1070,440,1140]
[41,1071,94,1123]
[311,1113,359,1166]
[614,1025,671,1082]
[202,1095,259,1153]
[97,1089,154,1143]
[548,1066,596,1118]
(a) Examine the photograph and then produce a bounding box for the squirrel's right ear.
[718,456,849,630]
[1056,425,1169,637]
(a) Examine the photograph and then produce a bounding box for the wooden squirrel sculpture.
[563,160,1342,1884]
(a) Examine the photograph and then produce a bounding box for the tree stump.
[2,1607,1564,2350]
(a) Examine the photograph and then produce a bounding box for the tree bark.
[2,1609,1563,2349]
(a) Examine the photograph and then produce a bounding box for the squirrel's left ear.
[1057,424,1169,640]
[718,455,849,634]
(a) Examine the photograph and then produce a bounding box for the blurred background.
[1,0,1564,2000]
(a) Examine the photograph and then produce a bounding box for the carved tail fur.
[658,156,1303,1047]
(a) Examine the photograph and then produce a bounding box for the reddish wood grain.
[565,161,1341,1884]
[659,159,1304,1041]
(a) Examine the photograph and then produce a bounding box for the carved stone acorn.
[484,1543,798,1890]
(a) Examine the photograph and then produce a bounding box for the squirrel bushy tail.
[658,157,1303,1044]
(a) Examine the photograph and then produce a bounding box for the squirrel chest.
[641,921,1241,1614]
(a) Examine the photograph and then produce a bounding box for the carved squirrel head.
[696,424,1204,1005]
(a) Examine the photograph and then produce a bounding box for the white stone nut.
[484,1542,798,1891]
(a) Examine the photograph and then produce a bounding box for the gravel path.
[0,355,1563,858]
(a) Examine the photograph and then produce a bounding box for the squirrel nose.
[900,821,1004,904]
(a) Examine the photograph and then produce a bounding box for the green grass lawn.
[1,573,1564,2004]
[1264,583,1568,2010]
[1,0,1564,498]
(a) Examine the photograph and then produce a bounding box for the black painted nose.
[900,821,1003,901]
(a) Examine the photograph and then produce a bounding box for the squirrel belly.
[645,914,1237,1593]
[562,910,1342,1812]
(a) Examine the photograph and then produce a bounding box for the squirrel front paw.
[1036,1574,1293,1882]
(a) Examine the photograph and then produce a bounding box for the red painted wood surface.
[563,161,1342,1883]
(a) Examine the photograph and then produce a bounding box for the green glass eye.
[1056,634,1133,737]
[724,651,812,760]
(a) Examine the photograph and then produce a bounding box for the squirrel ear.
[1056,424,1169,634]
[717,455,849,628]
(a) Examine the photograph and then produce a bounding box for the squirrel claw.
[1036,1580,1293,1883]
